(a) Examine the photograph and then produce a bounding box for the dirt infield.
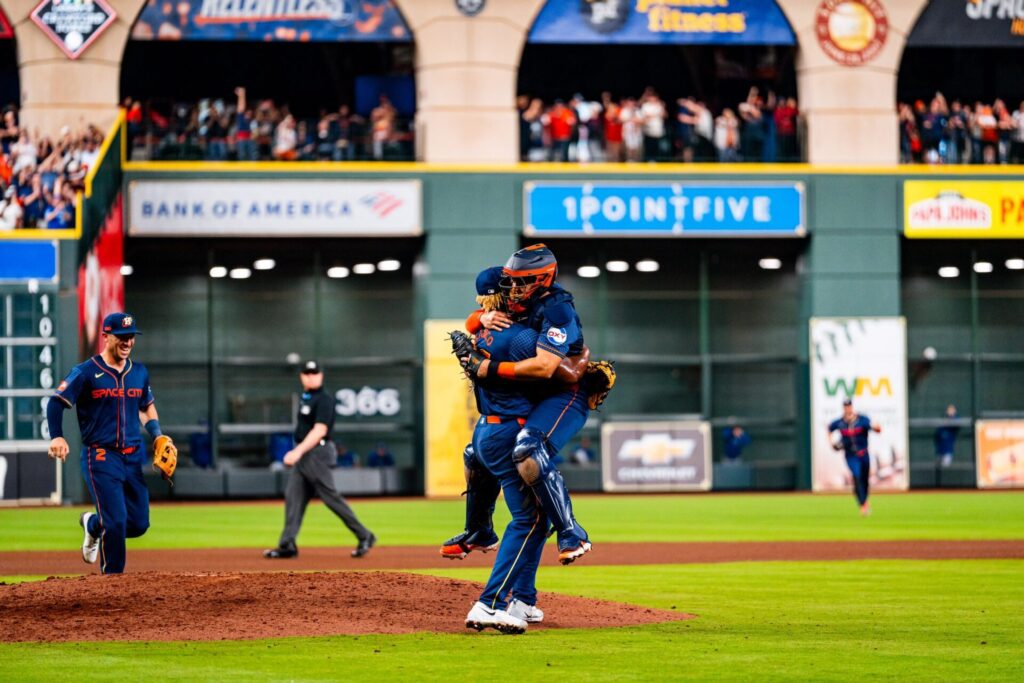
[0,539,1021,576]
[0,571,691,643]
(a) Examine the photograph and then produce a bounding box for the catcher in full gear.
[443,246,616,567]
[48,312,177,574]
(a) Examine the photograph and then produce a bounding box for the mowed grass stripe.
[1,492,1022,552]
[1,560,1020,681]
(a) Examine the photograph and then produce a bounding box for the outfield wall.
[30,163,1010,501]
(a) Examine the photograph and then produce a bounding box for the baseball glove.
[449,330,488,378]
[581,360,616,410]
[152,435,178,484]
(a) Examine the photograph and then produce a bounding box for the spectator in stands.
[0,108,19,155]
[367,442,395,468]
[934,404,960,469]
[676,97,698,162]
[738,87,764,162]
[774,96,799,162]
[233,87,257,161]
[370,94,397,161]
[336,443,358,468]
[920,94,948,164]
[547,99,576,162]
[272,114,298,161]
[571,436,595,465]
[572,93,603,163]
[334,104,363,161]
[203,100,229,161]
[975,103,999,164]
[639,87,667,162]
[898,103,921,163]
[620,97,644,162]
[602,93,624,163]
[945,100,967,164]
[995,99,1015,164]
[522,98,547,162]
[44,185,75,229]
[762,91,778,163]
[722,425,751,465]
[314,113,339,161]
[1013,100,1024,164]
[0,185,21,229]
[517,95,531,161]
[714,108,741,162]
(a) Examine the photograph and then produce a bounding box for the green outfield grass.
[1,559,1021,681]
[1,491,1023,552]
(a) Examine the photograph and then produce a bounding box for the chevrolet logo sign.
[618,434,696,465]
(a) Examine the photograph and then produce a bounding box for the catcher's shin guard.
[464,444,500,535]
[512,428,579,537]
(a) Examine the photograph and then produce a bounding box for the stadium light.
[353,263,376,275]
[759,258,782,270]
[327,266,350,279]
[938,266,959,278]
[1006,258,1024,270]
[229,267,252,280]
[377,259,401,272]
[635,259,660,273]
[577,266,601,278]
[606,260,629,272]
[973,261,993,274]
[120,265,133,276]
[209,266,228,278]
[253,258,276,271]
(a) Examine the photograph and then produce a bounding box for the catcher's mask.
[501,244,557,304]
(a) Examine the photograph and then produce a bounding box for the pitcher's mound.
[0,571,692,642]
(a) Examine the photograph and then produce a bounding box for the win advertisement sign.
[810,317,909,493]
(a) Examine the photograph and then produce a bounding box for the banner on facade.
[525,181,805,236]
[424,320,479,497]
[0,242,58,283]
[131,0,411,42]
[908,0,1024,47]
[528,0,795,44]
[128,179,422,237]
[78,196,124,358]
[601,420,711,492]
[904,181,1024,238]
[810,317,909,493]
[975,420,1024,489]
[31,0,117,60]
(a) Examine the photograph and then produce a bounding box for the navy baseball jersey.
[829,415,872,457]
[473,322,539,418]
[523,284,585,357]
[53,356,154,450]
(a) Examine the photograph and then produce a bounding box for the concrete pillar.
[398,0,544,164]
[6,0,145,134]
[777,0,929,165]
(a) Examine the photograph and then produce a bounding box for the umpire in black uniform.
[264,360,376,559]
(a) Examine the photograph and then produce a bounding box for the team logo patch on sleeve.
[546,327,567,345]
[57,380,67,392]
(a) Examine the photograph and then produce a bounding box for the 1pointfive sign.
[31,0,117,60]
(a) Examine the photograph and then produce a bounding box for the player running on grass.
[828,398,881,516]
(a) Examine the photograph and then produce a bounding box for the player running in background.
[828,398,881,516]
[47,313,176,574]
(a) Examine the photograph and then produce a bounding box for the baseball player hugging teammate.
[47,313,177,574]
[450,245,615,633]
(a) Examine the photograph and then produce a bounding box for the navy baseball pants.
[81,445,150,573]
[473,417,550,612]
[845,453,871,505]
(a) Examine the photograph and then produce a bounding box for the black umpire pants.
[278,442,371,547]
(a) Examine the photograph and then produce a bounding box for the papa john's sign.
[602,421,712,492]
[904,181,1024,238]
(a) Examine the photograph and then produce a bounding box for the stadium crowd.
[899,93,1024,165]
[125,88,414,162]
[518,87,802,163]
[0,106,101,230]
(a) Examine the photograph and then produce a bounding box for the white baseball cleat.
[465,601,527,635]
[507,599,544,623]
[79,511,99,564]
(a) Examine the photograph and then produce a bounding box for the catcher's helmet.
[501,244,557,303]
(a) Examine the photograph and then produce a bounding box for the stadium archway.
[516,0,800,162]
[120,1,416,161]
[898,0,1024,164]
